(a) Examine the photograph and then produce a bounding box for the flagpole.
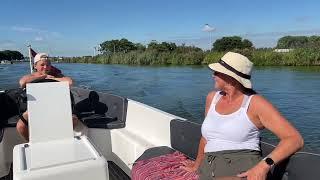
[27,45,33,73]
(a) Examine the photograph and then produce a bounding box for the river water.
[1,63,320,150]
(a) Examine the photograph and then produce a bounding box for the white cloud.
[242,29,320,38]
[12,26,37,33]
[202,24,215,32]
[0,40,16,50]
[295,16,312,23]
[35,37,44,41]
[11,26,62,40]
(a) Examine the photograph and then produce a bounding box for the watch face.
[265,157,274,165]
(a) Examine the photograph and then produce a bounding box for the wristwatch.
[263,157,275,167]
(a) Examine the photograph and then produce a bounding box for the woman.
[17,53,77,141]
[182,52,304,180]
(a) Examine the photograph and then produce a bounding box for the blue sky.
[1,0,320,56]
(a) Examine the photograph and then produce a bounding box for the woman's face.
[34,60,51,74]
[212,71,232,89]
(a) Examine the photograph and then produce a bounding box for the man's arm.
[47,74,74,86]
[19,74,46,88]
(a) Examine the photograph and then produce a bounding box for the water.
[1,63,320,150]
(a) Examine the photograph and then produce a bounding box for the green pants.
[198,149,262,180]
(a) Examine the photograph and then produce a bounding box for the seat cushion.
[132,148,198,180]
[135,146,175,162]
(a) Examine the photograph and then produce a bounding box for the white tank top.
[201,91,260,152]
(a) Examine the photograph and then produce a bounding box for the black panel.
[0,128,3,143]
[71,87,128,129]
[170,119,202,160]
[108,161,130,180]
[260,139,320,180]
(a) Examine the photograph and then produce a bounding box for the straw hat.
[208,52,253,89]
[34,53,49,64]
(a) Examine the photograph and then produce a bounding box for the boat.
[0,81,320,180]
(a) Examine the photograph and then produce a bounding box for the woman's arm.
[193,137,207,169]
[182,91,216,171]
[238,95,304,179]
[253,95,304,164]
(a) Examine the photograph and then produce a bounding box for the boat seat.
[0,88,27,128]
[135,146,175,162]
[13,82,108,180]
[134,119,200,164]
[72,87,128,129]
[2,116,19,128]
[27,82,74,142]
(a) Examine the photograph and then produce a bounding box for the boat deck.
[0,161,130,180]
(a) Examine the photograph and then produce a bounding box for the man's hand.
[34,73,47,79]
[45,74,55,79]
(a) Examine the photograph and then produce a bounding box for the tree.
[134,43,146,51]
[100,38,137,54]
[308,36,320,48]
[0,50,24,60]
[276,36,309,49]
[242,39,253,49]
[147,41,177,52]
[212,36,254,51]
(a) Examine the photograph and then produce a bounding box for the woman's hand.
[237,161,270,180]
[180,159,198,172]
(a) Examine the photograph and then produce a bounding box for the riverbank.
[55,48,320,66]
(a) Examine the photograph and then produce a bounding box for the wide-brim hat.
[208,52,253,89]
[34,53,49,64]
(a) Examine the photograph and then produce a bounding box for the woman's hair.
[224,72,258,95]
[242,87,257,95]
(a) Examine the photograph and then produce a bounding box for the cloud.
[11,26,62,39]
[295,16,312,23]
[0,40,16,50]
[12,26,37,33]
[242,28,320,38]
[202,24,215,32]
[35,37,44,41]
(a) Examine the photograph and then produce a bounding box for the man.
[16,53,78,141]
[19,53,72,88]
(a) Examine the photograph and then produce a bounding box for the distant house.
[274,48,293,53]
[0,60,13,64]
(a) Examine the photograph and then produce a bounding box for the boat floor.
[0,161,130,180]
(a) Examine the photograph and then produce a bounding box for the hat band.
[218,60,251,79]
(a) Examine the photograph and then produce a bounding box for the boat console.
[12,82,109,180]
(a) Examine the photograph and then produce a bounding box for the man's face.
[34,59,51,74]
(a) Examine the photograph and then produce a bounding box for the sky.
[1,0,320,57]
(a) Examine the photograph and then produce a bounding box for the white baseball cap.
[34,53,49,64]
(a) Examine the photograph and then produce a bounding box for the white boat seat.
[13,82,109,180]
[26,82,74,143]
